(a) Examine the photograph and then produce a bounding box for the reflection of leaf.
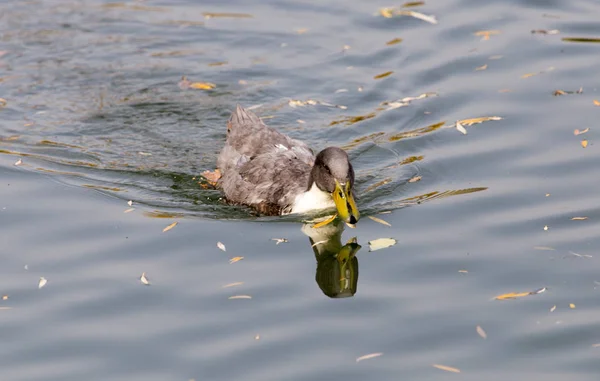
[364,178,392,194]
[329,113,377,126]
[368,238,397,251]
[562,37,600,43]
[387,121,445,142]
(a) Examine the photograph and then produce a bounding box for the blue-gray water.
[2,0,600,380]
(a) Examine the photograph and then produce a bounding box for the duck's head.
[310,147,360,225]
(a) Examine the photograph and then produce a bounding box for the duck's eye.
[323,165,331,175]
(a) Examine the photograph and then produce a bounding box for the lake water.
[2,0,600,380]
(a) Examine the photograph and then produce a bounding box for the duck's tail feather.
[228,104,262,132]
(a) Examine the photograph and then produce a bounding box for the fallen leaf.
[571,217,588,220]
[2,295,7,300]
[229,256,244,264]
[14,159,22,166]
[550,305,556,312]
[433,364,461,373]
[162,221,178,232]
[397,10,437,24]
[476,325,487,339]
[368,238,397,252]
[124,208,135,213]
[594,100,600,106]
[456,121,467,134]
[140,272,150,285]
[368,216,391,227]
[223,282,244,288]
[271,238,288,244]
[544,225,549,230]
[474,30,500,41]
[386,38,403,46]
[374,71,394,79]
[562,37,600,44]
[582,140,588,148]
[38,277,47,289]
[228,295,252,299]
[408,175,422,183]
[475,64,488,71]
[189,82,216,90]
[356,353,383,362]
[554,89,567,96]
[128,200,133,206]
[495,291,531,300]
[208,61,228,67]
[402,1,425,6]
[0,98,7,107]
[458,270,468,273]
[217,241,226,251]
[574,128,589,136]
[570,303,576,309]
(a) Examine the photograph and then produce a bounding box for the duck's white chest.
[290,183,335,214]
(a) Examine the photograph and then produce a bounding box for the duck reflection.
[301,220,361,298]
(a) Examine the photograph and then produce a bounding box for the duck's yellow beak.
[333,180,360,226]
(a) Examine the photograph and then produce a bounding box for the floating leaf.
[570,303,576,309]
[386,38,403,45]
[128,200,133,206]
[402,1,425,7]
[229,256,244,264]
[140,272,150,285]
[217,241,226,251]
[189,82,216,90]
[571,217,588,220]
[562,37,600,43]
[475,64,488,71]
[494,286,546,300]
[582,140,588,148]
[228,295,252,299]
[433,364,461,373]
[255,334,260,340]
[162,221,178,232]
[458,269,468,273]
[594,100,600,106]
[38,277,47,289]
[574,128,589,136]
[544,225,549,230]
[408,175,422,183]
[0,98,7,107]
[531,29,559,35]
[368,215,391,227]
[476,325,487,339]
[123,208,135,213]
[368,238,397,252]
[271,238,288,244]
[397,10,437,24]
[356,353,383,362]
[312,214,337,229]
[550,305,556,312]
[456,121,467,134]
[374,71,394,79]
[2,295,7,300]
[458,116,502,126]
[474,30,500,41]
[14,159,22,166]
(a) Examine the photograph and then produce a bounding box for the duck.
[212,105,359,225]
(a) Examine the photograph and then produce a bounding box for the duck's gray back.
[216,105,315,215]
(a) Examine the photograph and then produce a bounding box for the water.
[2,0,600,380]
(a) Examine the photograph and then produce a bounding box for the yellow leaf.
[189,82,216,90]
[521,72,537,78]
[571,217,588,220]
[408,175,422,183]
[581,139,588,148]
[374,71,394,79]
[594,100,600,106]
[386,38,403,46]
[162,221,178,232]
[229,256,244,264]
[379,8,395,18]
[368,215,391,227]
[433,364,461,373]
[570,303,576,309]
[494,291,531,300]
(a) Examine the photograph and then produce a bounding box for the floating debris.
[550,305,556,312]
[570,303,576,309]
[562,37,600,44]
[458,270,468,273]
[2,295,7,300]
[368,238,397,252]
[368,216,391,227]
[474,30,500,41]
[581,139,588,148]
[381,92,437,111]
[571,217,588,220]
[271,238,288,245]
[0,98,7,107]
[433,364,461,373]
[162,221,178,232]
[288,99,346,109]
[456,121,467,135]
[128,200,133,206]
[123,208,135,213]
[356,352,383,362]
[140,272,150,285]
[374,71,394,79]
[544,225,549,231]
[228,295,252,299]
[386,38,403,46]
[476,325,487,339]
[229,256,244,264]
[531,29,559,35]
[574,128,589,136]
[458,116,502,126]
[594,100,600,106]
[494,286,546,300]
[14,159,22,166]
[38,277,47,289]
[534,246,555,251]
[203,12,253,19]
[255,334,260,340]
[553,88,583,96]
[223,282,244,288]
[521,67,554,79]
[475,64,488,71]
[217,241,226,252]
[190,82,216,90]
[569,251,592,258]
[408,175,422,183]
